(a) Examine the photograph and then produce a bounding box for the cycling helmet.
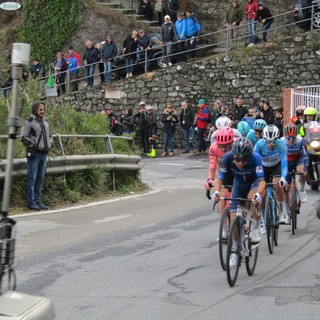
[231,137,253,157]
[215,127,234,145]
[253,119,267,130]
[215,116,231,128]
[262,124,280,141]
[237,121,250,136]
[283,123,298,137]
[303,107,318,118]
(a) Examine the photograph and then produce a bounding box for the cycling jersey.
[280,136,309,167]
[254,139,288,178]
[218,151,265,184]
[246,129,260,146]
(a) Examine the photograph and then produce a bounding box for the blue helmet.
[253,119,267,130]
[237,121,250,136]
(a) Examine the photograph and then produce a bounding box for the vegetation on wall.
[17,0,84,64]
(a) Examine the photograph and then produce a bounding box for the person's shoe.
[279,213,286,224]
[36,203,49,210]
[229,253,238,268]
[148,148,156,158]
[299,190,307,203]
[28,203,41,211]
[182,150,189,154]
[162,63,168,68]
[129,73,133,77]
[126,73,129,78]
[168,62,173,67]
[161,151,167,157]
[251,228,261,243]
[169,151,174,156]
[260,220,266,235]
[285,215,291,225]
[247,43,255,47]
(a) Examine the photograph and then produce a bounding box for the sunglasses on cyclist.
[234,156,249,163]
[254,129,263,133]
[265,140,276,145]
[285,136,296,141]
[217,144,230,149]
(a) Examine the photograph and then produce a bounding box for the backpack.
[191,13,202,36]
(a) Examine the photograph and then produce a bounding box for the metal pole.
[311,5,314,31]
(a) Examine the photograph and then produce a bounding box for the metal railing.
[291,85,320,117]
[1,5,318,98]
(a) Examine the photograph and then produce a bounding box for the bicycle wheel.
[274,201,279,246]
[265,198,275,254]
[289,188,297,235]
[0,267,16,294]
[246,219,259,276]
[219,207,230,271]
[226,216,241,287]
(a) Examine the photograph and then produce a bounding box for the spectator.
[160,15,178,67]
[233,97,248,121]
[180,101,195,153]
[123,30,139,78]
[257,2,273,42]
[241,107,256,129]
[66,48,79,92]
[135,101,149,155]
[146,105,158,157]
[185,8,201,58]
[53,51,68,95]
[161,104,178,156]
[154,0,164,26]
[101,35,118,84]
[260,100,275,124]
[104,105,119,135]
[95,42,105,84]
[225,1,243,47]
[138,0,153,21]
[30,57,46,79]
[273,109,283,137]
[121,107,135,134]
[83,40,99,87]
[21,101,52,211]
[291,105,305,126]
[175,12,186,64]
[67,46,81,69]
[196,98,210,154]
[163,0,179,23]
[137,29,153,71]
[245,0,259,47]
[211,100,222,130]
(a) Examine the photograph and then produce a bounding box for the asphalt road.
[11,154,320,319]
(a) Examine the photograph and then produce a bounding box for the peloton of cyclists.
[213,137,266,266]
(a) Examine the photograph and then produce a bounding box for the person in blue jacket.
[185,7,201,58]
[175,12,186,63]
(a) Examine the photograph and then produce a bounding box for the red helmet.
[283,123,298,137]
[215,127,234,145]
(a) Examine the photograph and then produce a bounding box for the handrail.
[1,5,317,97]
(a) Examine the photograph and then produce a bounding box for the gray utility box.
[0,291,55,319]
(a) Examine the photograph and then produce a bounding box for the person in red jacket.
[196,98,210,154]
[245,0,258,46]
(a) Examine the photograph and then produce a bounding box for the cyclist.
[237,121,250,137]
[247,119,267,146]
[254,125,289,225]
[281,123,309,205]
[204,127,235,221]
[214,137,266,266]
[211,116,242,143]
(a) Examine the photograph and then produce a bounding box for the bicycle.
[288,170,304,235]
[224,197,261,287]
[0,218,17,294]
[263,182,281,254]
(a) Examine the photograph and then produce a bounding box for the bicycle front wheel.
[265,197,275,254]
[289,188,298,235]
[226,216,241,287]
[246,219,259,276]
[219,207,230,271]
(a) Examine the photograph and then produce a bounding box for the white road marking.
[94,214,131,223]
[158,163,184,166]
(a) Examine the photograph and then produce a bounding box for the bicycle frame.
[264,183,279,229]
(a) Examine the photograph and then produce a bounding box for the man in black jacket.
[83,40,99,87]
[180,101,195,153]
[233,97,248,122]
[164,0,179,23]
[160,15,178,67]
[137,29,153,71]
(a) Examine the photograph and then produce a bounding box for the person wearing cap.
[135,101,149,155]
[257,2,273,42]
[160,14,178,67]
[185,7,202,58]
[83,40,99,87]
[101,35,118,84]
[53,51,68,95]
[163,0,179,23]
[30,57,46,79]
[175,12,186,64]
[146,105,158,157]
[195,99,210,154]
[161,104,178,156]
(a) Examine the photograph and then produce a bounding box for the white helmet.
[262,124,280,142]
[215,116,231,128]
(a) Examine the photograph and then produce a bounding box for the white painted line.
[158,163,184,166]
[13,190,162,218]
[94,214,131,223]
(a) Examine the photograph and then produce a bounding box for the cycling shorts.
[230,179,258,212]
[263,162,281,183]
[286,160,304,184]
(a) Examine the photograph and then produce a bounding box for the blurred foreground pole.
[0,43,55,320]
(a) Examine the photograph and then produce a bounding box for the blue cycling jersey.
[246,129,259,146]
[254,139,288,178]
[218,151,265,184]
[280,136,309,167]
